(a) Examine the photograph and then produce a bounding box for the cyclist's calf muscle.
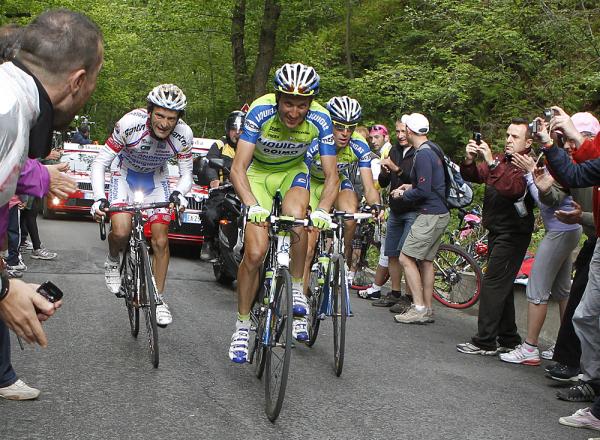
[108,213,133,258]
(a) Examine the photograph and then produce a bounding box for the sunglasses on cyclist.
[333,122,358,132]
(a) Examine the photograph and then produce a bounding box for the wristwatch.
[0,271,9,302]
[488,159,500,170]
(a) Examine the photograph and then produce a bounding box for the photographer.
[456,119,535,356]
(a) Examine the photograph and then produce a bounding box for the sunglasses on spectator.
[333,121,358,132]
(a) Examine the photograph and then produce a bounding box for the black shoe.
[546,363,581,383]
[556,381,597,402]
[389,296,412,314]
[372,294,401,307]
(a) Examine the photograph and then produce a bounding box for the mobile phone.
[473,132,482,146]
[37,281,64,303]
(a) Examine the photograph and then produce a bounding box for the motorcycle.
[204,158,244,285]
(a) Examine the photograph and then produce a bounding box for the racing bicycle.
[306,210,372,376]
[247,190,308,422]
[99,197,180,368]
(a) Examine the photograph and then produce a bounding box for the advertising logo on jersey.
[244,119,260,133]
[257,138,306,157]
[306,112,332,132]
[321,134,335,146]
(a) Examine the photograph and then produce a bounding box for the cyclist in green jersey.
[228,63,339,363]
[302,96,382,292]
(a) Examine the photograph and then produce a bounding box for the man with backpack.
[456,118,535,355]
[390,113,450,324]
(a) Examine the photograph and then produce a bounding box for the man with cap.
[390,113,449,324]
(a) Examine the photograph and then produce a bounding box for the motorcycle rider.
[196,110,244,260]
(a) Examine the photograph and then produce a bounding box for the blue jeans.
[0,320,16,387]
[384,210,417,257]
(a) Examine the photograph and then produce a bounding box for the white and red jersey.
[91,108,193,201]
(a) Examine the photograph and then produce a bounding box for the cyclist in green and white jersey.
[228,63,339,363]
[302,96,382,291]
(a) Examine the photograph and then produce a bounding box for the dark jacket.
[544,142,600,236]
[193,137,236,185]
[402,141,448,215]
[378,143,416,214]
[460,153,535,235]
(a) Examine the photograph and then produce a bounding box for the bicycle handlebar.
[97,201,182,240]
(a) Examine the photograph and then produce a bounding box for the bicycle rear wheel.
[121,247,139,337]
[331,255,347,376]
[264,267,293,422]
[139,243,159,368]
[433,244,482,309]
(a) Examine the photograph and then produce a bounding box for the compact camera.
[37,281,64,303]
[473,132,482,146]
[514,200,528,218]
[528,120,540,134]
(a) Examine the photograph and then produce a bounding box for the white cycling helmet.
[326,96,362,124]
[273,63,320,96]
[147,84,187,111]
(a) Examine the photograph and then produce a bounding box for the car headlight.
[52,197,60,205]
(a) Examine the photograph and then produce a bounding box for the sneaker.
[557,381,597,402]
[372,293,403,308]
[499,343,541,366]
[292,289,309,316]
[456,342,498,356]
[389,297,412,313]
[541,343,555,360]
[6,259,27,272]
[357,286,381,300]
[0,379,40,400]
[393,305,428,324]
[6,268,23,278]
[292,317,309,342]
[425,307,435,323]
[559,407,600,432]
[229,327,250,363]
[31,248,57,260]
[104,255,121,295]
[546,363,582,383]
[19,240,33,252]
[155,300,172,327]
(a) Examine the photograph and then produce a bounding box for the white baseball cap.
[571,112,600,136]
[401,113,429,135]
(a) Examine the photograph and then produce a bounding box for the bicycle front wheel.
[249,285,267,380]
[139,243,159,368]
[306,259,324,347]
[331,255,347,376]
[264,267,293,422]
[433,244,482,309]
[121,247,139,337]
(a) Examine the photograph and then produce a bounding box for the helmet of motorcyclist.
[225,110,245,148]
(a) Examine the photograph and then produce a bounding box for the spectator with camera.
[537,112,598,384]
[456,118,535,355]
[537,107,600,433]
[0,10,103,399]
[390,113,449,324]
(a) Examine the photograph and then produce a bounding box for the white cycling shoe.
[104,255,121,295]
[229,327,250,363]
[156,299,172,327]
[292,289,309,317]
[292,317,309,342]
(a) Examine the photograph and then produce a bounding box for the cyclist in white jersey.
[90,84,192,326]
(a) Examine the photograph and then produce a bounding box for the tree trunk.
[231,0,251,103]
[344,0,354,79]
[251,0,281,98]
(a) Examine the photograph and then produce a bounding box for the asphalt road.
[0,217,589,440]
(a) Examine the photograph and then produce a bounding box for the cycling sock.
[292,277,303,292]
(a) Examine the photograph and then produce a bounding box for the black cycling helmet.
[225,111,246,147]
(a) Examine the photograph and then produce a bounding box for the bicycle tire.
[306,259,324,347]
[139,243,160,368]
[331,255,347,376]
[121,247,139,338]
[264,267,293,422]
[249,279,267,379]
[433,243,482,309]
